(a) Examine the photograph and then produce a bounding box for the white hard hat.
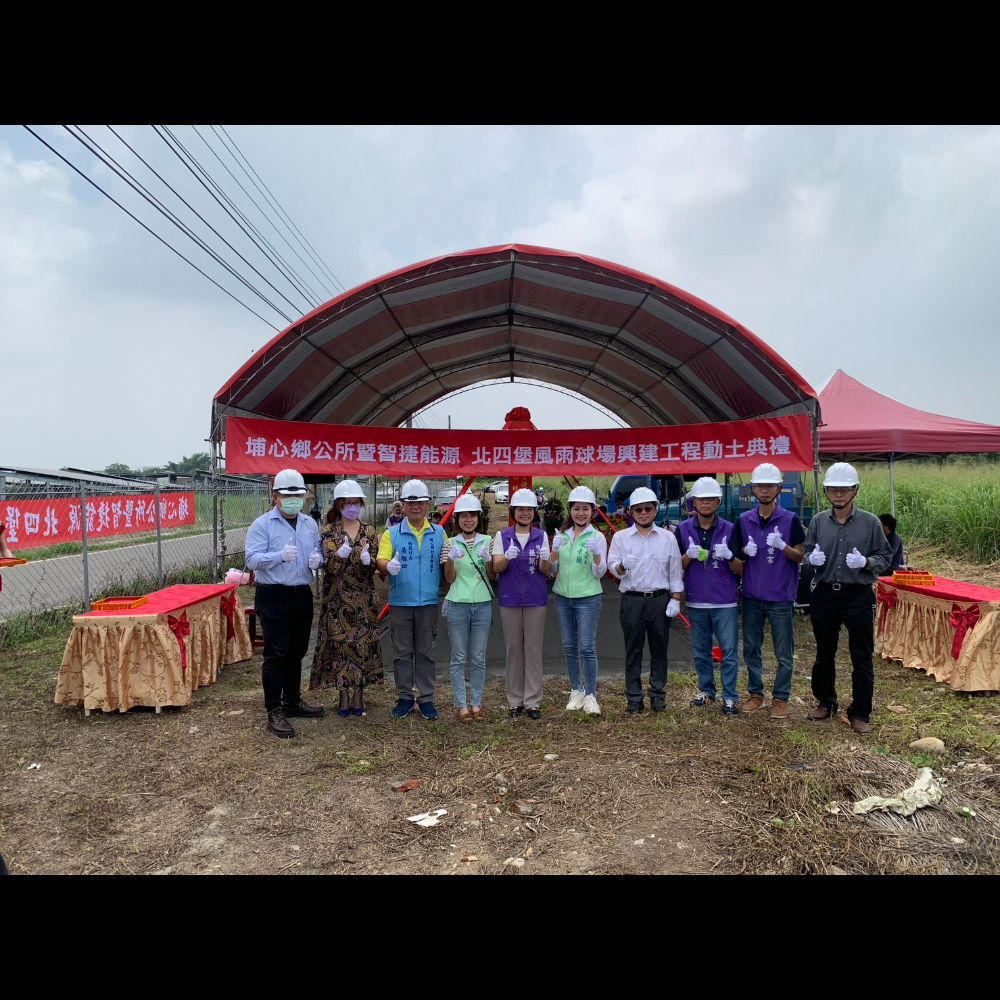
[823,462,859,488]
[567,485,597,505]
[273,469,307,494]
[628,486,658,507]
[751,463,782,485]
[333,479,366,501]
[453,493,483,513]
[510,488,538,508]
[400,479,431,501]
[690,477,723,499]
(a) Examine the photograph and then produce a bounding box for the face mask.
[279,497,304,515]
[341,504,362,520]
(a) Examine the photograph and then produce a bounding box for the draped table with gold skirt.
[55,584,254,713]
[875,575,1000,692]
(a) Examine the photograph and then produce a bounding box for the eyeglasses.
[631,505,657,515]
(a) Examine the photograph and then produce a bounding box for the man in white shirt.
[608,488,684,713]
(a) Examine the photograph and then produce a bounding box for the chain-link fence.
[1,473,479,638]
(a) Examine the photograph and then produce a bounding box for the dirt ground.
[2,548,999,875]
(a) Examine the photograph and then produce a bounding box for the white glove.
[449,544,465,560]
[743,537,758,558]
[359,541,371,566]
[585,535,603,555]
[336,539,351,559]
[713,541,733,561]
[551,533,564,551]
[666,598,681,618]
[281,540,298,563]
[808,547,826,567]
[686,538,701,560]
[477,542,491,561]
[766,529,786,551]
[845,547,867,570]
[308,548,322,570]
[504,541,520,561]
[386,551,402,576]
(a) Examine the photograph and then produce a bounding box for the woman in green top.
[441,493,496,721]
[549,485,608,716]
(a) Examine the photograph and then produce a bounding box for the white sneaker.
[583,695,601,715]
[565,689,586,711]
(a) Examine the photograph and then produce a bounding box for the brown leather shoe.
[283,698,325,718]
[849,717,871,735]
[267,709,295,738]
[770,699,788,719]
[741,694,765,714]
[807,703,833,721]
[457,707,472,723]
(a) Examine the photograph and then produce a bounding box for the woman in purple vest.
[676,477,743,715]
[492,489,551,719]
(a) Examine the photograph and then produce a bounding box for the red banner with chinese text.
[2,493,196,551]
[225,415,813,476]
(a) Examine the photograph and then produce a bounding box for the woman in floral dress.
[309,480,383,716]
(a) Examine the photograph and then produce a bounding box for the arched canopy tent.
[211,244,818,441]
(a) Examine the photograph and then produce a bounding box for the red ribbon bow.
[220,592,236,642]
[875,583,898,634]
[168,611,191,674]
[948,604,981,660]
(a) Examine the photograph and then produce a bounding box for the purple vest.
[738,506,800,603]
[497,526,549,608]
[678,516,738,605]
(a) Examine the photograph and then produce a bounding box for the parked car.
[485,480,509,494]
[493,486,509,504]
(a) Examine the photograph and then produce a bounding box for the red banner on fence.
[225,415,813,476]
[2,493,196,551]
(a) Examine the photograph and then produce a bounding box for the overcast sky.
[3,125,997,472]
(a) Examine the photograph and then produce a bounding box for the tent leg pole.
[889,456,895,517]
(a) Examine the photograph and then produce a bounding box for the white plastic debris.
[852,767,943,817]
[543,753,560,761]
[26,762,41,770]
[407,809,448,828]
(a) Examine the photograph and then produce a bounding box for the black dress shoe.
[283,698,325,718]
[525,708,542,720]
[627,703,645,715]
[267,709,295,738]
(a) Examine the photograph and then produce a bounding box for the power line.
[152,125,311,318]
[218,125,347,295]
[107,125,323,313]
[21,125,281,331]
[63,125,297,324]
[198,125,340,303]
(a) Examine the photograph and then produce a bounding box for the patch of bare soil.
[3,606,1000,874]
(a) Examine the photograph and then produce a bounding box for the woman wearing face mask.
[492,489,551,719]
[549,485,607,715]
[309,480,383,717]
[442,493,495,721]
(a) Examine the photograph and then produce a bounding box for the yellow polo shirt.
[377,518,432,561]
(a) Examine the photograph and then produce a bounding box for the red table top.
[879,575,1000,604]
[78,583,237,618]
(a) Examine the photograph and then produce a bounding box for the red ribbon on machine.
[168,612,191,674]
[948,604,981,660]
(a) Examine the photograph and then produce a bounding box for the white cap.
[273,469,307,494]
[690,477,722,499]
[510,488,538,508]
[333,479,366,501]
[567,485,597,505]
[823,462,859,487]
[400,479,431,501]
[751,463,782,485]
[628,486,658,506]
[453,493,483,513]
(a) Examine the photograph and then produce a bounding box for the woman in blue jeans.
[549,486,607,716]
[441,493,495,721]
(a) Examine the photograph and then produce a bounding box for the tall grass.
[817,459,1000,564]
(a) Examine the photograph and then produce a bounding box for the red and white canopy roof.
[212,244,817,432]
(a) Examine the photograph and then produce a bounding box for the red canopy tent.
[818,369,1000,512]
